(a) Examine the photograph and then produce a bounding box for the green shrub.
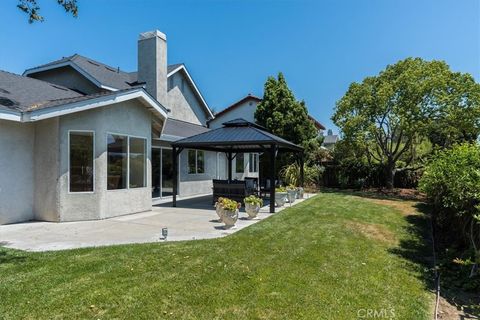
[280,163,323,188]
[419,143,480,285]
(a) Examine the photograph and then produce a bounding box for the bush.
[419,143,480,287]
[280,163,323,188]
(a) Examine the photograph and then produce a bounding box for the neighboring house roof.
[212,94,262,119]
[160,118,210,142]
[308,115,326,130]
[173,118,303,152]
[0,70,167,122]
[23,54,213,120]
[323,134,339,144]
[209,94,325,130]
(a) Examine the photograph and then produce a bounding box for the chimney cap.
[139,30,167,41]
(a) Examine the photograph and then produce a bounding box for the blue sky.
[0,0,478,132]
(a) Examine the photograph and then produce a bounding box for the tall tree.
[332,57,480,189]
[255,72,317,147]
[17,0,78,23]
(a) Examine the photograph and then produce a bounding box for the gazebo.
[171,119,304,213]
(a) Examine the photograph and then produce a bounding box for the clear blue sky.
[0,0,478,132]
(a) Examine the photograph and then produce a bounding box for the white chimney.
[137,30,168,107]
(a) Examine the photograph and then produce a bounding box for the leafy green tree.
[332,58,480,189]
[17,0,78,23]
[420,143,480,279]
[255,73,318,184]
[255,72,317,147]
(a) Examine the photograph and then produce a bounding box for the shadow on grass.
[0,244,27,265]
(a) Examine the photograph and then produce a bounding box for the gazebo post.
[299,152,305,187]
[269,144,276,213]
[227,151,233,182]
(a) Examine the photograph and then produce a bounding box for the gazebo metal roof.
[171,118,303,152]
[170,118,304,213]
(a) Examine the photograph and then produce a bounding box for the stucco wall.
[167,71,209,125]
[57,100,154,221]
[209,99,259,129]
[28,66,101,95]
[0,120,35,224]
[178,149,217,196]
[34,118,60,221]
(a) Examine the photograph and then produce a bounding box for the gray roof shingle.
[0,70,82,112]
[25,54,185,91]
[161,118,210,141]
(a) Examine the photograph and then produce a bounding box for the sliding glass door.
[152,147,175,199]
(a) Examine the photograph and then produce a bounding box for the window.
[181,78,185,93]
[236,153,244,173]
[249,153,258,173]
[107,134,128,190]
[168,76,174,90]
[107,134,147,190]
[69,131,94,192]
[129,137,146,188]
[188,150,205,174]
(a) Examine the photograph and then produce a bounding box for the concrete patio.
[0,194,314,252]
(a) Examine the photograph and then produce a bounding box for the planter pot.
[275,192,287,207]
[223,209,239,227]
[287,190,297,203]
[215,203,225,222]
[245,203,260,219]
[296,187,304,199]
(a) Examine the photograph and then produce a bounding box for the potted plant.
[296,186,304,199]
[244,195,263,219]
[214,197,226,222]
[275,186,288,207]
[286,185,297,203]
[221,198,241,228]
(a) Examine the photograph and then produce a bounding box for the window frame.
[106,132,148,191]
[128,136,147,189]
[249,153,259,173]
[187,149,205,175]
[68,130,95,194]
[236,153,245,173]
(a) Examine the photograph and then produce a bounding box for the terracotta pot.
[275,192,287,207]
[245,203,260,219]
[223,209,239,227]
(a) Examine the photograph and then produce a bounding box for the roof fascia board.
[167,65,214,119]
[23,61,119,92]
[24,89,168,122]
[0,110,22,122]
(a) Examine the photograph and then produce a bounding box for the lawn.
[0,191,434,319]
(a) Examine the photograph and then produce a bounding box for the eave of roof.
[0,87,168,123]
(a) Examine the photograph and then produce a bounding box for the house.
[322,129,339,149]
[208,95,325,181]
[0,30,230,225]
[209,94,325,133]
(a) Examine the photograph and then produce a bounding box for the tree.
[17,0,78,23]
[332,58,480,189]
[255,72,317,148]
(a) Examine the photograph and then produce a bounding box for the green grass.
[0,191,433,319]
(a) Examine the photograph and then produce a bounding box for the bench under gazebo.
[171,118,304,213]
